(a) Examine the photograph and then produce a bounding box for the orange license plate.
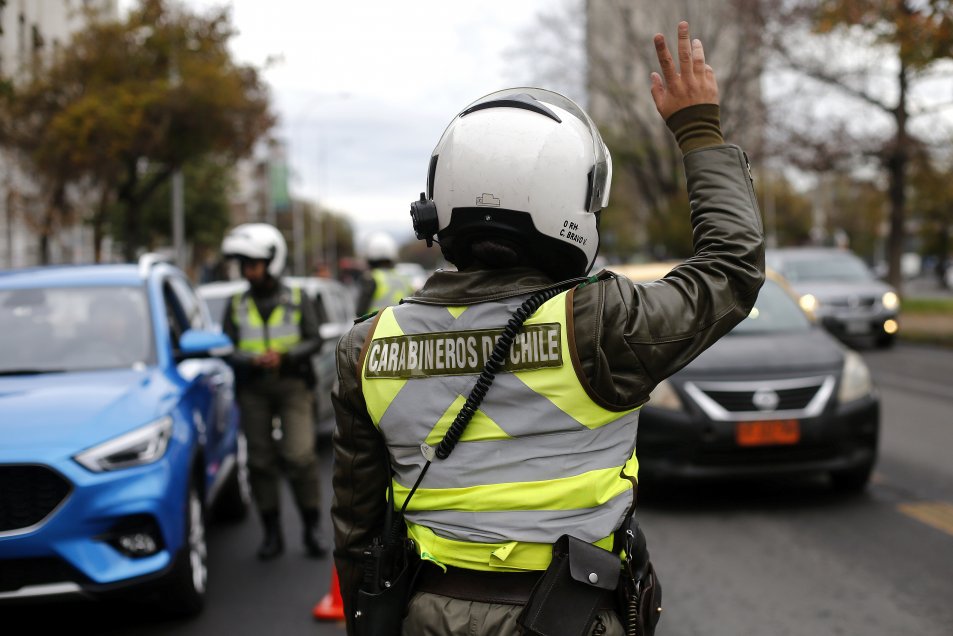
[736,420,800,446]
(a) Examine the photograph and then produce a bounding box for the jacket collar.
[406,267,562,306]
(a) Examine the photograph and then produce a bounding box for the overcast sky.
[120,0,556,245]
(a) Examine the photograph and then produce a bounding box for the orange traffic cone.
[313,565,345,621]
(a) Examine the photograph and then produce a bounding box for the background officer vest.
[369,268,416,312]
[360,289,640,572]
[231,286,302,354]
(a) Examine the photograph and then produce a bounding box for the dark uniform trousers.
[238,374,320,513]
[401,594,624,635]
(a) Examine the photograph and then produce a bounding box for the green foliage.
[904,297,953,313]
[139,156,232,252]
[0,0,274,260]
[760,174,815,247]
[815,0,953,68]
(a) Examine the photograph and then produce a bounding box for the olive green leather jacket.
[331,136,765,627]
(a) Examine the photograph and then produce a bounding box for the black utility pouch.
[354,537,420,636]
[517,535,621,636]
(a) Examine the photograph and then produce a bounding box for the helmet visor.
[459,87,611,212]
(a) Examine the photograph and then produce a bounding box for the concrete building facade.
[0,0,118,268]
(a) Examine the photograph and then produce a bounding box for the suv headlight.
[75,416,173,472]
[838,351,873,403]
[882,291,899,311]
[799,294,819,313]
[647,379,683,411]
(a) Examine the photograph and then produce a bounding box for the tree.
[764,0,953,292]
[910,147,953,288]
[513,0,768,261]
[138,155,233,270]
[0,0,274,261]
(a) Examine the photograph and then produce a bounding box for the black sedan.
[614,265,880,492]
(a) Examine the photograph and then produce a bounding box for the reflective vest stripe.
[394,450,638,513]
[407,524,616,573]
[361,290,640,572]
[232,287,302,354]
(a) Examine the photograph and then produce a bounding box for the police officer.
[332,22,765,635]
[220,223,327,560]
[355,232,417,316]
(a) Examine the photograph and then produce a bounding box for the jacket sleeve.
[330,319,390,633]
[573,144,765,408]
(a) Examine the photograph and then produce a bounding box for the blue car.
[0,256,248,616]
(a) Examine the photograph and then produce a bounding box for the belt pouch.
[517,535,621,636]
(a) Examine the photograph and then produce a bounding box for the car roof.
[0,264,144,288]
[197,276,350,298]
[196,279,248,298]
[767,247,861,261]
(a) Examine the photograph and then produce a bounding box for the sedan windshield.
[778,254,873,283]
[732,280,812,334]
[0,286,153,373]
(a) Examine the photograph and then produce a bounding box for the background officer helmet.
[364,232,399,263]
[221,223,287,279]
[411,87,612,281]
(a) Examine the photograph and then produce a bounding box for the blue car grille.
[0,465,71,533]
[0,557,89,593]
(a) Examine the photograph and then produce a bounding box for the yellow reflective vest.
[360,288,640,572]
[369,268,416,312]
[231,286,303,354]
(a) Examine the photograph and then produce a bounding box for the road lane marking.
[898,502,953,537]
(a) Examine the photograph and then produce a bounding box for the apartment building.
[0,0,118,268]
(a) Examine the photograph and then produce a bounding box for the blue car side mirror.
[178,329,234,359]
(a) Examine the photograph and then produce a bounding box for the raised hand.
[650,21,719,120]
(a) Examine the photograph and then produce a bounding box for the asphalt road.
[4,343,952,635]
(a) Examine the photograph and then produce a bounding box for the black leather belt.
[415,565,543,605]
[414,564,616,610]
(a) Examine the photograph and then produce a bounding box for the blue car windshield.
[732,280,812,334]
[779,254,873,283]
[0,285,154,373]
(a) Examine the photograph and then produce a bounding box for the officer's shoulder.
[573,270,617,289]
[353,310,379,324]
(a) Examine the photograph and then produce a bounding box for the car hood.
[786,280,892,302]
[0,368,178,456]
[675,328,844,378]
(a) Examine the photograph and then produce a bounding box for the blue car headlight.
[74,416,173,472]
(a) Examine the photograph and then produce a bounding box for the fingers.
[692,38,706,75]
[676,21,692,75]
[650,21,720,118]
[654,33,676,83]
[650,71,665,106]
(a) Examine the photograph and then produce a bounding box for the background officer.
[355,231,417,316]
[331,22,765,635]
[220,223,327,560]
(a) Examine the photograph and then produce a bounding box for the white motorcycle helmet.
[410,87,611,281]
[364,232,399,263]
[221,223,287,278]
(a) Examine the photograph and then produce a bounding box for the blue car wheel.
[158,475,207,617]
